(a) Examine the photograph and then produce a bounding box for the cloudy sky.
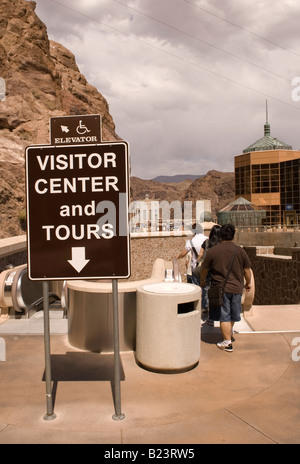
[34,0,300,179]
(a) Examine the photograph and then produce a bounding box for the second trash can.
[136,283,201,373]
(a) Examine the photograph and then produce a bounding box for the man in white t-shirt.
[176,223,207,284]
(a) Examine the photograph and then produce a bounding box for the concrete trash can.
[136,283,201,373]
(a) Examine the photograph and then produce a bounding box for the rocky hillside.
[0,0,120,238]
[131,171,235,221]
[183,170,235,217]
[131,177,193,203]
[0,0,235,239]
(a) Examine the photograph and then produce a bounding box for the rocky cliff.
[131,171,235,222]
[183,170,235,216]
[0,0,120,238]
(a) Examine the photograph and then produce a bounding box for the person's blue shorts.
[209,292,242,322]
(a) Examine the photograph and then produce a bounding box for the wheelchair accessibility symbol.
[76,120,91,135]
[50,114,102,145]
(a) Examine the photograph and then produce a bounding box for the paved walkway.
[0,306,299,444]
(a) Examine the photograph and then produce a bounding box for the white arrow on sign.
[68,247,90,273]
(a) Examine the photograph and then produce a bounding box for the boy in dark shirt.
[200,224,252,352]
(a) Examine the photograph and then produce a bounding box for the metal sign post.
[112,279,125,421]
[42,281,56,421]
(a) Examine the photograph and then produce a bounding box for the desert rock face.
[183,170,235,215]
[131,171,235,221]
[0,0,235,239]
[0,0,118,144]
[0,0,120,238]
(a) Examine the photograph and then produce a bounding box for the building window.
[280,159,300,223]
[270,163,280,192]
[235,166,251,196]
[251,163,280,194]
[261,205,280,226]
[252,165,261,194]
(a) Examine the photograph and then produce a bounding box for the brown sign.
[50,115,102,145]
[26,142,131,281]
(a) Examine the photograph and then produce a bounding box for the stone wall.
[0,236,27,272]
[245,247,300,305]
[0,250,27,273]
[130,235,188,281]
[0,235,189,282]
[2,235,299,306]
[236,230,300,248]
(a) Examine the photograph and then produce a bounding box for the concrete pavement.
[0,306,299,444]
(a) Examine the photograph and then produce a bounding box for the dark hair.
[191,222,203,235]
[220,224,236,241]
[208,225,222,248]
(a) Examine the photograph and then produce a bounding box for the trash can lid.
[142,283,197,294]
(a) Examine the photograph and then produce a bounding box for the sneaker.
[217,341,234,352]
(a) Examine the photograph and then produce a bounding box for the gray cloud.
[34,0,300,179]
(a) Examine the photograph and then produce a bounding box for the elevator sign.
[26,142,131,281]
[50,115,102,145]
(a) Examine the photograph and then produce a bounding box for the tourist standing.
[197,225,222,314]
[176,223,207,285]
[200,224,252,352]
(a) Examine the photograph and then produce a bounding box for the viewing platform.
[0,304,299,444]
[0,236,299,444]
